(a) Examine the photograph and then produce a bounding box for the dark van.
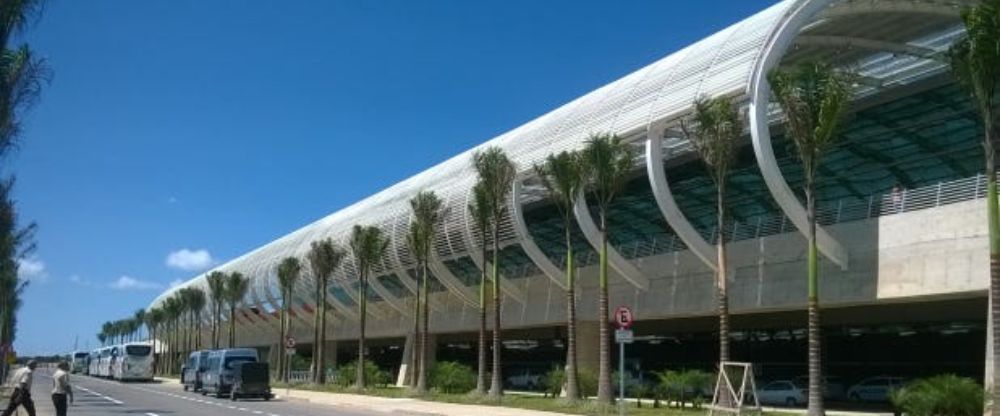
[201,348,259,397]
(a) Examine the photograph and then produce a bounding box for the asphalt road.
[16,370,383,416]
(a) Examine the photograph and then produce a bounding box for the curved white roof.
[151,0,966,312]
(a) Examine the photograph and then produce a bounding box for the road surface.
[20,370,382,416]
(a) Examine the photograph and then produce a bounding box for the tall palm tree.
[163,294,184,375]
[147,307,165,374]
[0,0,45,50]
[405,223,423,389]
[473,147,517,400]
[769,61,853,416]
[100,321,112,346]
[683,96,741,363]
[0,179,35,383]
[409,190,444,394]
[306,238,346,384]
[187,287,206,350]
[277,256,302,383]
[350,224,390,389]
[533,151,586,401]
[950,1,1000,411]
[580,133,636,403]
[206,271,227,349]
[224,272,250,348]
[133,309,147,341]
[467,183,491,395]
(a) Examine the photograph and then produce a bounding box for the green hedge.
[890,374,982,416]
[335,360,391,388]
[429,361,476,394]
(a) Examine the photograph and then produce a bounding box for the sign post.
[613,306,634,416]
[284,336,296,394]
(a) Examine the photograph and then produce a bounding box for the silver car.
[846,376,905,402]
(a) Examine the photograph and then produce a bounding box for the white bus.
[71,351,89,374]
[97,347,113,377]
[111,342,154,381]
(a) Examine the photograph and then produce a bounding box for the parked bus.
[71,351,89,374]
[87,349,101,376]
[111,342,154,381]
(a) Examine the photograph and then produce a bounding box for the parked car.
[846,376,905,403]
[792,375,846,400]
[506,369,542,390]
[201,348,259,398]
[229,362,273,401]
[758,380,807,407]
[182,350,212,392]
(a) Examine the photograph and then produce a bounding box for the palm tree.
[163,294,184,375]
[533,150,586,401]
[467,182,491,394]
[306,238,346,384]
[409,190,444,394]
[949,1,1000,411]
[206,271,227,349]
[147,307,165,374]
[187,287,206,350]
[133,308,147,341]
[769,61,853,416]
[0,0,45,50]
[405,222,423,389]
[580,133,636,403]
[682,96,741,364]
[472,147,517,399]
[224,272,250,348]
[277,256,302,383]
[350,224,390,389]
[100,321,112,346]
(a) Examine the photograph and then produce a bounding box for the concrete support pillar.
[396,334,414,387]
[576,321,600,374]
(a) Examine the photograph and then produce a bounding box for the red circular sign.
[284,336,296,349]
[613,306,634,329]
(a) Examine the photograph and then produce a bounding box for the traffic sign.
[284,336,296,349]
[613,306,634,329]
[615,329,633,344]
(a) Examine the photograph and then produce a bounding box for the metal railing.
[286,369,336,384]
[513,173,989,278]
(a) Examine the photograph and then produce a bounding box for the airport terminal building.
[151,0,990,389]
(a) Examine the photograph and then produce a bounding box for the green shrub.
[429,361,476,394]
[656,369,712,409]
[578,368,598,398]
[542,366,565,398]
[335,360,390,388]
[890,375,982,416]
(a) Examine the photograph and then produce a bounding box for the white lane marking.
[76,385,124,405]
[145,413,160,416]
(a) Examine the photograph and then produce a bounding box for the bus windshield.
[74,352,88,359]
[126,345,152,356]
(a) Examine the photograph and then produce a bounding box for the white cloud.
[109,275,161,291]
[69,275,91,286]
[17,257,47,282]
[165,248,215,272]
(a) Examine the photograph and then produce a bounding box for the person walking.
[1,360,37,416]
[51,361,74,416]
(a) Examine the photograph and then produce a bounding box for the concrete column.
[576,321,600,373]
[396,334,414,387]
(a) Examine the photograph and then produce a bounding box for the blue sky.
[11,0,775,355]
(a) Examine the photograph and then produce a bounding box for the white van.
[112,342,154,381]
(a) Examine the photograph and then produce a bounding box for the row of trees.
[0,0,49,383]
[98,271,250,375]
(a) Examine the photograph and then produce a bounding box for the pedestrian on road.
[1,360,36,416]
[51,361,74,416]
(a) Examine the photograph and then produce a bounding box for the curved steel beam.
[368,276,410,316]
[335,275,390,321]
[572,190,650,290]
[508,179,568,290]
[795,35,942,61]
[748,0,848,269]
[427,253,480,307]
[388,212,445,312]
[452,186,526,304]
[645,129,718,271]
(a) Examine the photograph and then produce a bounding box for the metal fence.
[535,173,990,272]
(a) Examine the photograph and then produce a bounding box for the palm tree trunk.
[312,279,321,384]
[596,212,612,403]
[357,275,368,388]
[488,226,503,399]
[477,242,488,395]
[318,276,329,384]
[717,185,730,363]
[417,262,430,393]
[279,292,288,383]
[229,304,236,348]
[806,179,824,416]
[985,121,1000,416]
[410,264,421,389]
[564,225,580,401]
